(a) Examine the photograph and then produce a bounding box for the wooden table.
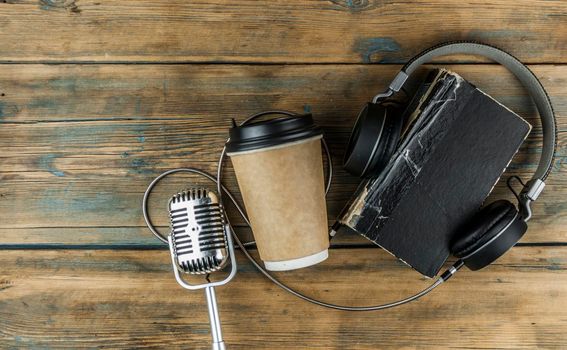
[1,1,566,349]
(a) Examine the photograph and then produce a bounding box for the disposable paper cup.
[226,114,329,271]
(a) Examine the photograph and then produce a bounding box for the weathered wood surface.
[0,1,567,64]
[0,248,566,349]
[0,64,565,245]
[2,1,567,349]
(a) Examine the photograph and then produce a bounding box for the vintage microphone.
[167,188,237,350]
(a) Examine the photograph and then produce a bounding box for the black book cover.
[338,70,531,277]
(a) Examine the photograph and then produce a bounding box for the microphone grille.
[168,188,229,274]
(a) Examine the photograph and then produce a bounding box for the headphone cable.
[142,111,464,311]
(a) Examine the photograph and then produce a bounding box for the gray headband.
[380,41,557,184]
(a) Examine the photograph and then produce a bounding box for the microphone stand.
[167,227,237,350]
[205,286,225,350]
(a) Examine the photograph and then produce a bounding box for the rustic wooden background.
[1,1,566,349]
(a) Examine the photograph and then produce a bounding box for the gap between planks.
[1,61,567,66]
[1,242,566,250]
[0,61,567,66]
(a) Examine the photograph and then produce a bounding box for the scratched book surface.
[338,70,531,277]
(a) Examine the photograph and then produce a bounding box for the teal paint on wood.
[39,0,81,14]
[38,189,126,214]
[0,101,19,120]
[329,0,383,12]
[27,98,58,110]
[0,227,170,246]
[128,158,155,175]
[38,154,65,177]
[353,37,401,63]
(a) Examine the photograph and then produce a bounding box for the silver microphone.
[167,188,237,350]
[169,188,228,274]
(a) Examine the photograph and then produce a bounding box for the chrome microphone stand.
[168,226,237,350]
[205,286,224,350]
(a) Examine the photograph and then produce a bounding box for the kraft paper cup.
[226,114,329,271]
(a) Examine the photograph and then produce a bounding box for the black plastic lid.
[226,113,322,154]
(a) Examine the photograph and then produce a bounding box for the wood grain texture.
[0,248,566,349]
[0,1,567,63]
[0,64,565,245]
[1,1,566,349]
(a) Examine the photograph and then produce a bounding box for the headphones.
[343,41,557,272]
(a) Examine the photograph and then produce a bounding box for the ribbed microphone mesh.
[169,188,229,274]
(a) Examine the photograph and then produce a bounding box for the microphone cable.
[143,110,464,311]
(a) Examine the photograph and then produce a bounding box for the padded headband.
[383,41,557,183]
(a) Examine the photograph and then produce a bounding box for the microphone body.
[169,188,229,274]
[167,188,237,350]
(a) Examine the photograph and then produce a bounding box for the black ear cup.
[451,200,528,271]
[343,102,404,178]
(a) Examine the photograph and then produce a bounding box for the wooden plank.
[0,64,565,245]
[0,1,567,63]
[0,247,566,349]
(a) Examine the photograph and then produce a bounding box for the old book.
[337,69,531,277]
